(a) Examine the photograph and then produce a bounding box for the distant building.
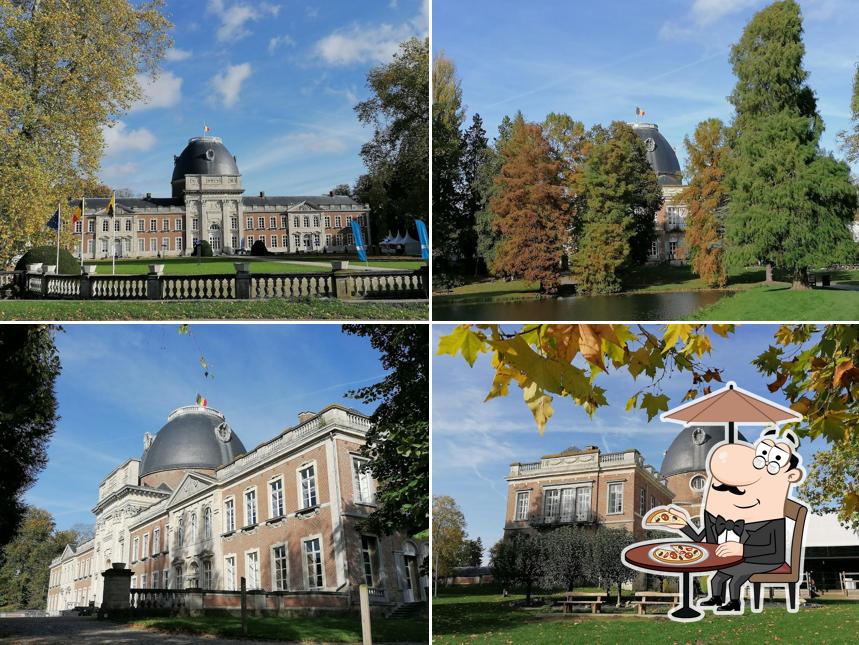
[71,136,371,259]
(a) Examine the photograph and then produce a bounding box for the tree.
[343,325,428,536]
[490,119,568,293]
[490,533,544,603]
[677,118,729,287]
[458,537,483,567]
[0,0,171,265]
[572,122,662,294]
[330,184,352,197]
[354,37,429,243]
[0,326,60,547]
[474,115,516,272]
[725,0,856,286]
[541,526,592,591]
[589,528,637,606]
[459,115,489,274]
[432,496,466,592]
[837,63,859,163]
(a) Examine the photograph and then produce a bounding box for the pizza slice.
[644,506,688,528]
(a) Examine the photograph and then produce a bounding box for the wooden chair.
[750,499,807,612]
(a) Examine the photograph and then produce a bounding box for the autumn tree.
[355,37,429,243]
[572,122,662,294]
[474,114,517,272]
[677,118,729,287]
[432,496,466,592]
[490,119,568,293]
[0,0,171,264]
[837,63,859,164]
[725,0,856,286]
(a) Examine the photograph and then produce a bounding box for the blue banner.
[46,209,60,231]
[351,219,368,262]
[416,219,429,260]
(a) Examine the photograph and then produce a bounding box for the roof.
[805,512,859,547]
[661,425,748,478]
[171,136,240,182]
[629,122,682,186]
[661,382,804,425]
[76,195,365,211]
[242,195,364,208]
[140,405,247,477]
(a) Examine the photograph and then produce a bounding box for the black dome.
[140,406,246,477]
[660,426,748,478]
[171,136,240,183]
[630,123,682,186]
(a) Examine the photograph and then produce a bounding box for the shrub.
[250,240,269,256]
[194,240,213,257]
[15,246,79,274]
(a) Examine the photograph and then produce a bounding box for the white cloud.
[102,121,156,156]
[324,85,358,105]
[688,0,761,26]
[207,0,280,43]
[132,71,182,111]
[268,34,296,55]
[314,0,427,66]
[240,131,351,174]
[211,62,252,108]
[101,161,139,178]
[165,47,192,62]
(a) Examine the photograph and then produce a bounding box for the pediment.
[166,472,216,508]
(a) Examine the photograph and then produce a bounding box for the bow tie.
[714,515,745,536]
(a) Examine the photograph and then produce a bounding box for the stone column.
[100,564,132,615]
[147,264,163,300]
[333,270,353,300]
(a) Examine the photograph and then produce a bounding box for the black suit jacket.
[680,512,785,565]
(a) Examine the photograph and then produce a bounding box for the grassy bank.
[690,284,859,320]
[128,613,428,643]
[432,586,858,644]
[0,299,428,321]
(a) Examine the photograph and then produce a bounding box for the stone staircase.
[386,601,425,619]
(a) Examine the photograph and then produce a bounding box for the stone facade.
[47,404,427,611]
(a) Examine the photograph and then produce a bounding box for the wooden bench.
[631,592,679,615]
[562,592,606,614]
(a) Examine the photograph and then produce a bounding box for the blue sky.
[432,324,831,563]
[26,324,390,530]
[101,0,428,196]
[434,0,859,174]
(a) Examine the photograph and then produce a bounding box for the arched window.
[177,514,185,546]
[204,507,212,539]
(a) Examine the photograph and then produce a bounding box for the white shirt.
[717,529,741,544]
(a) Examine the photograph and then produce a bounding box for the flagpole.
[55,201,61,271]
[111,191,116,275]
[80,196,85,271]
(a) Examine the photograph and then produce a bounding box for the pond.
[433,289,735,321]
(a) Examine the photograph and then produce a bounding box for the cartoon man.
[649,428,805,614]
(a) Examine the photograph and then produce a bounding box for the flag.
[204,124,210,134]
[196,393,207,407]
[106,192,115,217]
[350,219,368,262]
[46,208,60,231]
[71,200,83,225]
[415,219,429,260]
[636,106,646,117]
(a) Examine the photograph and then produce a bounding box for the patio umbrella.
[660,381,803,443]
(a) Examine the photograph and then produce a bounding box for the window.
[150,238,156,252]
[124,238,131,253]
[353,457,373,503]
[190,513,197,543]
[269,216,277,229]
[153,528,160,554]
[273,545,288,591]
[88,220,95,233]
[246,217,253,229]
[303,538,323,589]
[293,216,299,227]
[152,571,160,588]
[174,564,183,589]
[161,237,168,252]
[300,465,317,508]
[361,536,379,586]
[303,215,310,227]
[225,498,235,532]
[203,560,213,589]
[132,537,139,562]
[178,514,185,546]
[131,575,136,588]
[204,507,212,539]
[666,206,685,230]
[543,489,560,520]
[246,551,260,589]
[650,239,658,257]
[281,215,287,228]
[668,240,678,259]
[335,216,341,228]
[140,573,146,589]
[650,495,656,510]
[142,533,150,559]
[608,482,623,514]
[224,555,236,591]
[125,219,132,232]
[313,215,320,227]
[176,218,183,231]
[293,233,300,248]
[324,216,330,227]
[176,237,183,251]
[313,233,320,248]
[335,234,343,246]
[101,239,108,254]
[325,234,331,246]
[270,235,277,248]
[515,491,530,520]
[114,219,120,232]
[257,216,265,229]
[639,489,646,516]
[138,239,144,252]
[231,217,238,230]
[575,486,591,521]
[690,475,706,492]
[162,218,169,232]
[74,221,82,233]
[247,235,254,246]
[245,489,257,526]
[164,570,169,589]
[149,219,156,232]
[346,232,353,245]
[232,236,238,248]
[270,478,284,518]
[102,220,109,232]
[282,235,289,248]
[191,218,199,231]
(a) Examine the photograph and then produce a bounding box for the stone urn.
[82,265,97,275]
[234,262,250,273]
[44,264,57,274]
[26,263,43,273]
[112,563,126,570]
[148,264,165,275]
[331,260,350,270]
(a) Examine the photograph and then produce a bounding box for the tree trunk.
[616,580,622,607]
[765,263,774,283]
[792,267,809,290]
[525,580,532,604]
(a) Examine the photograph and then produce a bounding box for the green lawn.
[128,613,428,643]
[691,284,859,321]
[86,257,425,274]
[432,587,859,645]
[432,279,542,304]
[0,299,427,321]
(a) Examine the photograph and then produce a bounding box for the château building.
[71,136,371,259]
[47,403,426,611]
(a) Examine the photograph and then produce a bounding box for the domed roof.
[171,136,240,183]
[629,123,682,186]
[140,405,246,477]
[661,426,747,478]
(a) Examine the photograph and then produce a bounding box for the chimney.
[298,411,315,424]
[259,191,265,198]
[329,191,334,197]
[146,192,152,199]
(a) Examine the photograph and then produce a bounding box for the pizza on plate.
[649,544,706,565]
[644,507,688,527]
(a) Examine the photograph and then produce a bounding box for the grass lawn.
[432,587,859,645]
[0,299,427,321]
[127,613,428,643]
[432,279,541,304]
[87,257,425,274]
[691,284,859,321]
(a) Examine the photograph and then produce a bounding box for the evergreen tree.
[490,118,567,292]
[837,63,859,164]
[474,114,516,272]
[725,0,856,286]
[459,114,489,273]
[572,122,662,294]
[432,53,466,282]
[678,118,729,287]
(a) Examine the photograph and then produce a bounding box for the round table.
[623,540,743,620]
